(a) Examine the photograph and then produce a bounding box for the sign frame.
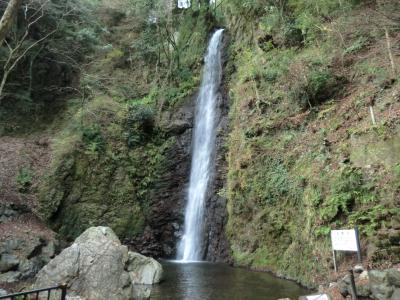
[330,227,361,272]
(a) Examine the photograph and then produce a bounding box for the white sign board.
[331,229,359,252]
[177,0,191,9]
[305,295,330,300]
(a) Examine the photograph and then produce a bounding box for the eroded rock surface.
[34,226,163,300]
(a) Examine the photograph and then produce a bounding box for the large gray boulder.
[34,226,163,300]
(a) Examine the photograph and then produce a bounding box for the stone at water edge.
[126,252,163,285]
[0,289,8,296]
[33,226,163,300]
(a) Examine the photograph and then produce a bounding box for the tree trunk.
[0,0,22,46]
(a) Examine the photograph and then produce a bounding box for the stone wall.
[334,267,400,300]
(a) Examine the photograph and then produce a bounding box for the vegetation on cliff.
[36,0,216,241]
[0,0,215,243]
[224,0,400,286]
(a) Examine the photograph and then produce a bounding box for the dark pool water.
[149,261,309,300]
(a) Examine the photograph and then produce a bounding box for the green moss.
[224,0,400,286]
[39,94,177,241]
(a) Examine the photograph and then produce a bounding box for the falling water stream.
[153,28,309,299]
[177,29,225,262]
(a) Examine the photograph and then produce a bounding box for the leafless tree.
[0,0,23,45]
[0,1,57,102]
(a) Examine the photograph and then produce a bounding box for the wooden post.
[355,227,362,263]
[60,284,67,300]
[369,106,376,126]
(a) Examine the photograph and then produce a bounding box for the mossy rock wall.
[223,0,400,287]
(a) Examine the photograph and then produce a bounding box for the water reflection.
[149,261,309,300]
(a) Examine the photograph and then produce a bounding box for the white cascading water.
[177,29,224,262]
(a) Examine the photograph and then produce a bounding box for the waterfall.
[177,29,224,262]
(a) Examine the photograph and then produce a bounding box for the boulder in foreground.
[34,226,163,300]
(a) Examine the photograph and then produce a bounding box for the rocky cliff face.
[133,34,232,262]
[204,34,231,263]
[132,80,232,262]
[129,99,194,258]
[203,92,231,263]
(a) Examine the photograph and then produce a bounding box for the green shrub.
[344,37,368,55]
[16,168,34,193]
[320,167,376,222]
[82,125,105,154]
[247,157,301,206]
[125,105,156,147]
[128,105,155,133]
[290,67,339,109]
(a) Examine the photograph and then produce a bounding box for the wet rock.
[204,83,231,262]
[133,140,192,257]
[0,289,8,296]
[132,285,152,300]
[126,252,163,285]
[166,119,192,135]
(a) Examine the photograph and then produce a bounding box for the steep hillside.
[223,0,400,287]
